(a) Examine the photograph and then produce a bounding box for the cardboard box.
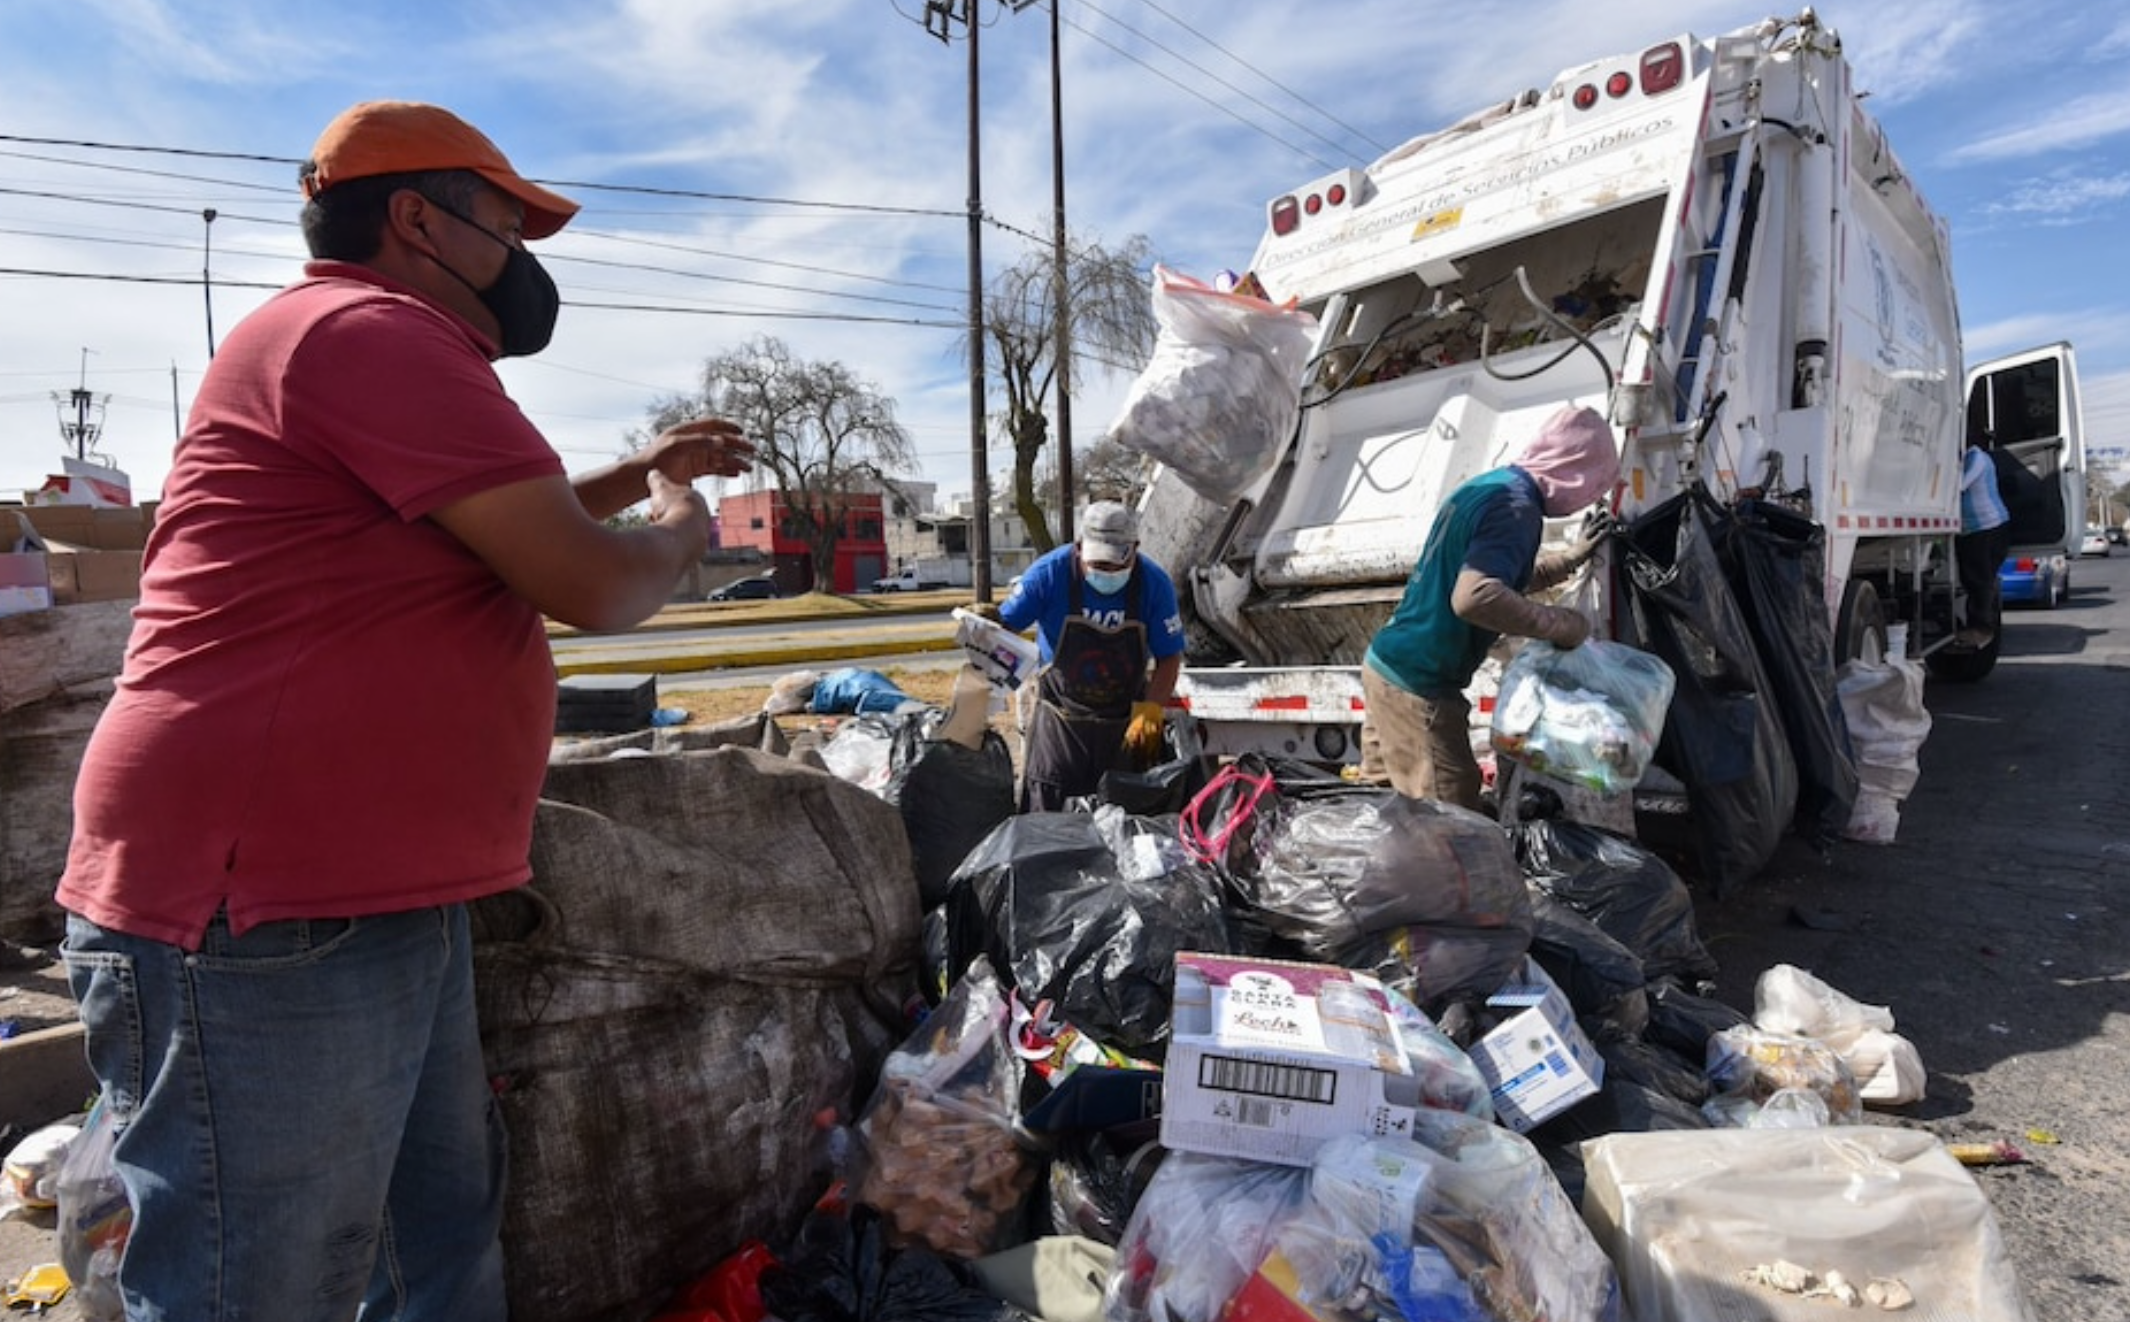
[1159,953,1416,1167]
[1469,958,1604,1132]
[14,504,147,551]
[45,547,143,605]
[0,552,52,617]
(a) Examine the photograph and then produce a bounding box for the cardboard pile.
[0,504,152,615]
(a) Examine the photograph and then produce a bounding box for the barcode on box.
[1198,1054,1338,1105]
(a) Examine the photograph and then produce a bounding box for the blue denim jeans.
[63,904,507,1322]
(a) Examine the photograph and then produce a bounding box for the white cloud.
[1948,90,2130,162]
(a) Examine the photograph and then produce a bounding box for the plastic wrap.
[853,958,1039,1260]
[1753,964,1925,1107]
[1106,266,1319,504]
[1233,789,1533,1012]
[1102,1152,1310,1322]
[1704,1024,1862,1125]
[944,813,1234,1059]
[55,1098,130,1322]
[1491,639,1675,793]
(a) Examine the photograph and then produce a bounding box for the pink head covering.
[1515,405,1620,516]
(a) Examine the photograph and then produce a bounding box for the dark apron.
[1020,562,1150,813]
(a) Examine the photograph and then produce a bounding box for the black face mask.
[420,199,561,358]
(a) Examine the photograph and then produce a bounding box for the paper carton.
[1159,953,1416,1167]
[1469,958,1604,1132]
[0,553,52,617]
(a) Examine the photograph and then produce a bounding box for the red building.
[716,489,886,595]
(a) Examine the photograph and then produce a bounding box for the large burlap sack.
[473,747,924,1322]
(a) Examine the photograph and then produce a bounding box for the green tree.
[647,335,912,593]
[980,234,1158,552]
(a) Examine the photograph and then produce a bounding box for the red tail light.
[1641,42,1684,94]
[1573,83,1599,110]
[1270,196,1299,236]
[1606,70,1633,98]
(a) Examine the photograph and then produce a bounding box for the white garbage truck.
[1140,9,2076,768]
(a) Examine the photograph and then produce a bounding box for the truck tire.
[1927,634,1997,682]
[1835,580,1888,664]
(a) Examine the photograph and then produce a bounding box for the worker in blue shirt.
[995,501,1186,811]
[1955,439,2010,648]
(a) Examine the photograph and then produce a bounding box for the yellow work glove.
[1124,701,1166,766]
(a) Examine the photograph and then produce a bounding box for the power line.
[0,132,968,220]
[1062,3,1345,171]
[1128,0,1388,155]
[0,267,963,328]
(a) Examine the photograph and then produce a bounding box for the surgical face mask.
[421,199,561,358]
[1084,565,1132,596]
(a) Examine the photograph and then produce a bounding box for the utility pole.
[202,208,219,360]
[1045,0,1076,541]
[925,0,994,601]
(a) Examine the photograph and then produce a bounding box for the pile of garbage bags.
[649,717,1991,1322]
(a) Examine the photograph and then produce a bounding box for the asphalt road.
[4,556,2126,1318]
[1694,547,2130,1321]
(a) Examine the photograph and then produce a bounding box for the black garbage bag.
[1524,892,1648,1040]
[1644,976,1751,1061]
[1229,786,1533,1013]
[1614,487,1797,896]
[1597,1034,1712,1105]
[1716,499,1860,844]
[1096,753,1214,817]
[886,712,1017,910]
[759,1203,1029,1322]
[945,812,1234,1059]
[1513,819,1719,984]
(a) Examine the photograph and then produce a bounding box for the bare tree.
[1071,434,1155,509]
[981,233,1158,553]
[647,335,912,593]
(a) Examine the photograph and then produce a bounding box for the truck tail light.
[1641,42,1684,94]
[1270,196,1300,236]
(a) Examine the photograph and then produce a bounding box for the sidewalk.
[547,591,969,678]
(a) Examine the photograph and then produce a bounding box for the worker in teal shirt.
[1361,406,1619,809]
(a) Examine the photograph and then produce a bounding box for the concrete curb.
[552,632,965,678]
[0,1023,93,1129]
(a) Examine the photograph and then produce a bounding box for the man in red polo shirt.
[57,101,754,1321]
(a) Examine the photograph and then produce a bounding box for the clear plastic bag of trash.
[1105,266,1319,505]
[1492,640,1676,794]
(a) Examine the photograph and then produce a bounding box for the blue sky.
[2,0,2126,509]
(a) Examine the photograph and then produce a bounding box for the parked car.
[1999,553,2067,609]
[707,576,782,602]
[2107,526,2128,547]
[2080,528,2111,557]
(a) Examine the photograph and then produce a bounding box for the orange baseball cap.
[302,100,580,239]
